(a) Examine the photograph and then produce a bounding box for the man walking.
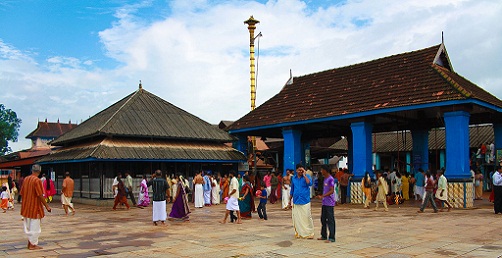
[317,165,336,243]
[20,164,52,250]
[435,169,452,212]
[220,170,241,224]
[61,172,75,215]
[124,171,137,206]
[493,166,502,214]
[418,171,438,213]
[289,164,314,239]
[148,170,169,226]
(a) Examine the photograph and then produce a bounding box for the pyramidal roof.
[52,87,234,145]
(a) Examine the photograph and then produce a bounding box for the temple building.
[228,43,502,208]
[37,85,245,200]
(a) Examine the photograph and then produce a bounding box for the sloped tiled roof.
[52,87,234,145]
[331,124,493,153]
[26,121,78,139]
[37,138,245,163]
[229,44,502,131]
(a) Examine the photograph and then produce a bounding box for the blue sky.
[1,0,502,152]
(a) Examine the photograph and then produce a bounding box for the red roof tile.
[229,44,502,131]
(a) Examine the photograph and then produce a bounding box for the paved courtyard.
[1,197,501,258]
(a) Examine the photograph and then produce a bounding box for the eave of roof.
[37,138,246,163]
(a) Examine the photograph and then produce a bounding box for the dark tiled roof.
[26,121,78,139]
[52,88,234,145]
[229,44,502,131]
[330,124,493,152]
[37,138,246,163]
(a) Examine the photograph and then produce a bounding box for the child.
[257,184,268,220]
[1,186,9,213]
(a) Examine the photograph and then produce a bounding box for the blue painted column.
[412,129,429,174]
[444,111,470,180]
[282,128,302,176]
[346,135,353,173]
[406,152,411,173]
[494,123,502,164]
[373,153,381,170]
[350,121,373,179]
[439,150,445,169]
[233,135,249,174]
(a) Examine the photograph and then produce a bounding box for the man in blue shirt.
[289,164,314,239]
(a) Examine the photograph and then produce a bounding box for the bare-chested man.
[282,169,292,210]
[193,172,204,208]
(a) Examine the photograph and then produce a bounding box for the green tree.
[0,104,22,155]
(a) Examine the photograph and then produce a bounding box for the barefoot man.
[282,169,292,210]
[61,171,75,215]
[20,164,52,250]
[290,164,314,239]
[220,170,241,224]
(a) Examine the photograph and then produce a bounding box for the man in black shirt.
[148,170,170,226]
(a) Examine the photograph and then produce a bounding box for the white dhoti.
[61,194,74,210]
[204,190,211,205]
[291,202,314,239]
[23,218,41,245]
[267,186,272,198]
[212,187,220,204]
[414,186,424,200]
[152,201,167,222]
[194,184,204,208]
[225,196,239,211]
[282,185,291,209]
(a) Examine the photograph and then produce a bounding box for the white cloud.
[2,0,502,152]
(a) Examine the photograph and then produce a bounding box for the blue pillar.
[406,152,411,173]
[347,135,353,172]
[283,128,302,176]
[494,123,502,164]
[412,129,429,174]
[373,153,381,170]
[350,121,373,179]
[444,111,470,179]
[233,135,249,174]
[439,150,445,169]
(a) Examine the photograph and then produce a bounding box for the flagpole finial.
[139,80,142,90]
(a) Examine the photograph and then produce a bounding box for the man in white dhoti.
[211,175,220,205]
[289,164,314,239]
[193,171,204,208]
[20,164,52,250]
[61,172,76,215]
[435,169,452,212]
[147,170,169,226]
[203,172,212,206]
[220,170,241,224]
[282,169,292,210]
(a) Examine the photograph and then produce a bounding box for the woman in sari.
[137,175,150,207]
[169,175,190,222]
[42,174,56,203]
[401,172,410,200]
[238,176,255,219]
[361,172,372,208]
[112,177,130,210]
[220,174,229,201]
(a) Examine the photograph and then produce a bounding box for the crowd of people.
[8,161,502,251]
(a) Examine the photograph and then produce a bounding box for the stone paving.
[1,196,502,258]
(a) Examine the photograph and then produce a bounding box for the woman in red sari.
[238,176,255,219]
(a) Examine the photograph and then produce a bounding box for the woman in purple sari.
[137,175,150,207]
[169,175,190,222]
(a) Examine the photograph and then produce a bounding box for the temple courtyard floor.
[1,196,501,258]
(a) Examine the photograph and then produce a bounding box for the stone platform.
[0,195,501,257]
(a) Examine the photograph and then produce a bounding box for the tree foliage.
[0,104,22,155]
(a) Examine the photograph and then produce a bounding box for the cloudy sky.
[1,0,501,152]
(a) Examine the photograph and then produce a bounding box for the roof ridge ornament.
[139,80,143,90]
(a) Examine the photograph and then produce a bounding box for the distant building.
[0,120,77,180]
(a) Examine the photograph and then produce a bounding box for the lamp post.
[244,16,260,175]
